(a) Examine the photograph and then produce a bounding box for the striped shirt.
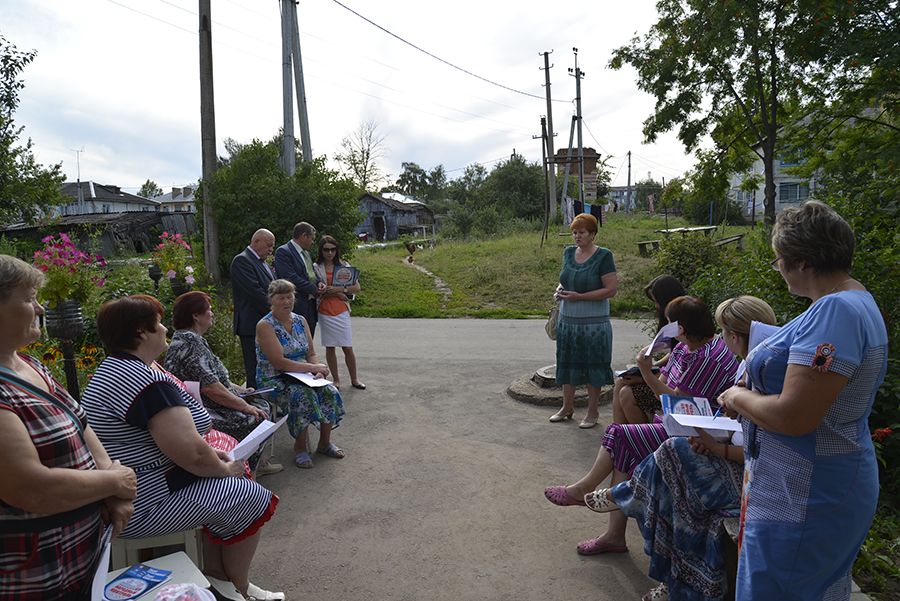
[661,337,739,405]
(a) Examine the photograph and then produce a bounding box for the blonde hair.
[716,296,777,338]
[267,278,296,298]
[0,255,44,303]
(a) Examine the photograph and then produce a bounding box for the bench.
[712,234,747,251]
[636,240,661,257]
[723,516,740,601]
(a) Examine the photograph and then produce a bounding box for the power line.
[329,0,570,104]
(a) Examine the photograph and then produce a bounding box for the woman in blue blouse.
[551,212,617,429]
[718,201,888,600]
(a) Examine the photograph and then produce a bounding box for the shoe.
[549,410,574,422]
[257,462,283,476]
[544,486,587,507]
[316,443,345,458]
[246,583,285,601]
[205,575,244,601]
[294,451,313,469]
[585,488,618,513]
[576,537,628,555]
[579,415,598,428]
[642,582,669,601]
[351,382,366,389]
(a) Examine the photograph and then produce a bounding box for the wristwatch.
[343,286,347,294]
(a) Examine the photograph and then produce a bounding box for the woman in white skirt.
[313,235,365,390]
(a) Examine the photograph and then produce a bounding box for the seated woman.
[0,255,136,600]
[164,291,280,477]
[81,295,283,601]
[256,279,346,469]
[585,296,777,601]
[544,295,741,556]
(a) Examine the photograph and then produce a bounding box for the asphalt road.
[248,317,657,600]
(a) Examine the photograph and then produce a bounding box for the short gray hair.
[268,278,296,298]
[772,200,854,274]
[0,255,44,303]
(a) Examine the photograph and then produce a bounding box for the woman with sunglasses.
[313,235,364,390]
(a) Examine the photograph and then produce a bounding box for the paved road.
[248,317,661,600]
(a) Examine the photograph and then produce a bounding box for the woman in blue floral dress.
[256,279,345,469]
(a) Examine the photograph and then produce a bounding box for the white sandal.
[584,488,619,513]
[641,582,668,601]
[246,583,285,601]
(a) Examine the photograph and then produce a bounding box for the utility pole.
[568,48,585,205]
[626,150,632,212]
[290,2,312,161]
[72,148,84,214]
[561,115,576,204]
[540,51,557,219]
[280,0,296,174]
[537,116,550,247]
[199,0,221,280]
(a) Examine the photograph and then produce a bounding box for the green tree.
[138,179,163,199]
[608,0,865,225]
[334,120,390,193]
[480,153,544,220]
[0,35,65,224]
[632,178,664,211]
[197,139,363,276]
[395,162,428,198]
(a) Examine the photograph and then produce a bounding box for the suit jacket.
[273,241,319,304]
[231,248,274,336]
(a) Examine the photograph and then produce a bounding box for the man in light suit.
[273,222,323,339]
[231,228,276,388]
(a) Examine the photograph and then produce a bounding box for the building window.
[102,204,111,213]
[779,182,809,202]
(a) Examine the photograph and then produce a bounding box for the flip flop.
[204,575,244,601]
[544,485,587,507]
[294,451,313,469]
[315,443,345,459]
[576,537,628,555]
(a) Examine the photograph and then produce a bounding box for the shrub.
[652,235,735,289]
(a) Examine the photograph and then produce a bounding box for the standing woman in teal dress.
[718,201,887,600]
[551,212,617,428]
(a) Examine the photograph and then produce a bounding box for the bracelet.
[723,444,729,460]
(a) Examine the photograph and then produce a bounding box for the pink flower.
[42,235,54,243]
[186,266,194,273]
[59,233,71,244]
[166,270,177,279]
[185,275,195,284]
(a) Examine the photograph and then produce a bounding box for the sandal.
[576,537,628,555]
[316,443,345,459]
[642,582,668,601]
[294,451,313,469]
[544,486,587,507]
[246,583,285,601]
[584,488,618,513]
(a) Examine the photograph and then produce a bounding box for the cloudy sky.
[5,0,703,196]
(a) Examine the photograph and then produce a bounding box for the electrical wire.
[329,0,570,104]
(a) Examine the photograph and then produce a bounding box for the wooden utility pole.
[540,51,557,220]
[290,2,312,161]
[280,0,296,174]
[199,0,221,280]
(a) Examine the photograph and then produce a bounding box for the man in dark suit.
[273,221,323,339]
[231,228,276,388]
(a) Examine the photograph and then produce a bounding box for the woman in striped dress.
[81,295,283,601]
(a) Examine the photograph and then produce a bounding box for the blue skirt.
[555,313,614,386]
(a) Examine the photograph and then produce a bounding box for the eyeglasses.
[322,247,337,253]
[770,257,781,271]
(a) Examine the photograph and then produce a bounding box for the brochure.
[644,321,679,357]
[287,372,333,388]
[332,265,359,287]
[615,366,660,379]
[660,393,736,438]
[103,563,171,600]
[238,386,275,398]
[228,415,288,462]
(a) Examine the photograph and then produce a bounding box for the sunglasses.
[322,247,337,253]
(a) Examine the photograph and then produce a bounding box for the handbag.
[545,301,560,340]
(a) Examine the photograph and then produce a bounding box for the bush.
[652,235,735,289]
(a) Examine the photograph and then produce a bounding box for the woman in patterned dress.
[256,279,346,469]
[0,255,136,600]
[165,291,280,477]
[551,212,618,428]
[81,295,283,601]
[718,201,887,600]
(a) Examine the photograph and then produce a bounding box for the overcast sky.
[5,0,704,196]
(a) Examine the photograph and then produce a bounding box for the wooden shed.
[355,193,435,242]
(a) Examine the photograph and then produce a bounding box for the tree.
[138,180,163,199]
[608,0,864,225]
[197,138,363,276]
[395,162,428,198]
[0,35,66,224]
[334,120,390,193]
[632,178,664,211]
[480,153,545,220]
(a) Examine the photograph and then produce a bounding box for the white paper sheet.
[91,524,114,600]
[286,372,332,387]
[227,415,288,461]
[645,321,679,356]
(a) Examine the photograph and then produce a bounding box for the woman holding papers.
[545,296,740,557]
[0,256,135,600]
[585,296,776,601]
[718,201,887,601]
[165,291,278,477]
[551,212,618,428]
[81,295,283,601]
[256,279,345,469]
[312,235,364,390]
